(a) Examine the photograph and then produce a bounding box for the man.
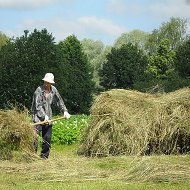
[31,73,70,159]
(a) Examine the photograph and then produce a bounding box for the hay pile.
[0,108,37,160]
[78,88,190,157]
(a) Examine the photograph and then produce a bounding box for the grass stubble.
[0,145,190,190]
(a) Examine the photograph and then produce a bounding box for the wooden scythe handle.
[31,116,66,126]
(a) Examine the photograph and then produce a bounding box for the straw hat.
[42,73,55,84]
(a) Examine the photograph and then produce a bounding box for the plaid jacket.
[31,85,68,123]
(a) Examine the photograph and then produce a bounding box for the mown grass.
[0,144,190,190]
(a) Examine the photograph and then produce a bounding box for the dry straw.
[78,87,190,157]
[0,108,37,160]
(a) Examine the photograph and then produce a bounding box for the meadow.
[0,115,190,190]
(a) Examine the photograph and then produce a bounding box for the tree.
[0,32,9,78]
[146,39,176,80]
[146,17,188,54]
[140,37,190,93]
[58,35,95,114]
[0,32,9,50]
[81,39,104,61]
[159,17,187,50]
[175,37,190,78]
[0,29,60,109]
[114,29,149,50]
[81,39,105,91]
[100,43,148,90]
[91,45,112,91]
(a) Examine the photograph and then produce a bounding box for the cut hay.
[78,87,190,157]
[0,108,38,161]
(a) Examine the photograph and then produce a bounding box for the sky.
[1,0,190,45]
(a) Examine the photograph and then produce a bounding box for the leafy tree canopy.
[0,29,60,109]
[100,43,148,90]
[58,35,95,114]
[0,31,9,50]
[146,39,176,79]
[114,29,149,50]
[175,37,190,78]
[145,17,188,54]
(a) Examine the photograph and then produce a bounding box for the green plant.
[51,115,90,145]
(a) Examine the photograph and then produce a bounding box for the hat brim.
[42,78,55,84]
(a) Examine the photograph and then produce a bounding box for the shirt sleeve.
[32,87,46,119]
[53,87,68,113]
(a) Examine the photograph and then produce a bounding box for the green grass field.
[0,144,190,190]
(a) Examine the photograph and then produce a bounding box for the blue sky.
[1,0,190,45]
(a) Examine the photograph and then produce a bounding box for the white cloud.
[77,16,126,36]
[0,0,71,9]
[148,0,190,19]
[107,0,190,20]
[106,0,147,16]
[3,0,190,45]
[0,0,51,8]
[9,18,75,39]
[4,16,126,44]
[106,0,128,15]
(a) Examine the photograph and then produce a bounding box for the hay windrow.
[78,88,190,157]
[0,108,38,161]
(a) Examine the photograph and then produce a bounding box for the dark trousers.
[34,124,52,158]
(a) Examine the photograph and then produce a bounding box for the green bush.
[51,115,90,145]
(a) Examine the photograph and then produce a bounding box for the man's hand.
[44,115,49,121]
[64,111,71,119]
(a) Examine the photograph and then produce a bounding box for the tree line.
[0,17,190,114]
[0,30,94,114]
